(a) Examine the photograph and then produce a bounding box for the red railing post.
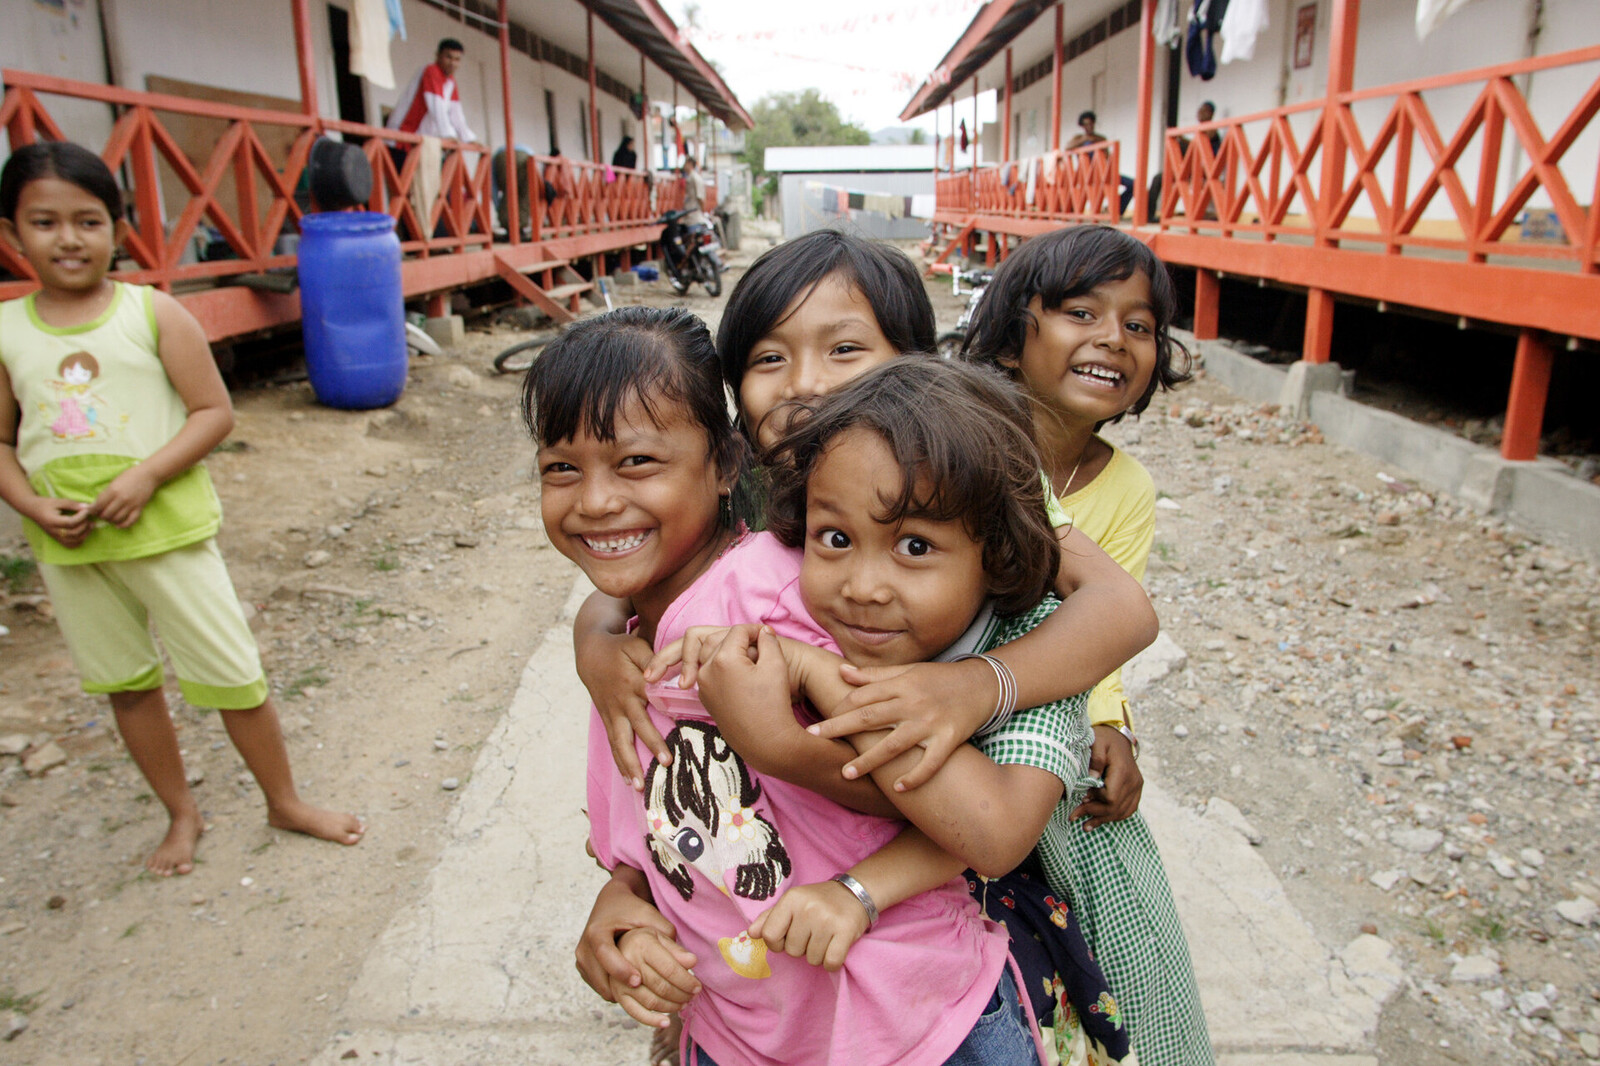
[499,0,520,245]
[1134,0,1156,227]
[292,0,318,119]
[1051,4,1063,153]
[1002,48,1012,163]
[1501,329,1553,460]
[588,10,600,164]
[1303,289,1335,363]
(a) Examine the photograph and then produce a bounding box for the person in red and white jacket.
[386,38,477,144]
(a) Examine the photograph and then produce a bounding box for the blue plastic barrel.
[297,211,406,409]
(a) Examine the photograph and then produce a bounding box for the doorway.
[327,4,369,138]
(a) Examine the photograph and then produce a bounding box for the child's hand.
[1071,724,1143,828]
[90,466,159,529]
[577,628,661,789]
[748,879,870,971]
[808,658,997,790]
[575,876,691,1005]
[694,626,793,723]
[612,927,701,1028]
[646,625,742,690]
[26,496,93,548]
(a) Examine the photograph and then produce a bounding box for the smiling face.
[798,429,989,668]
[538,394,730,633]
[1009,272,1158,431]
[738,273,900,450]
[1,176,120,295]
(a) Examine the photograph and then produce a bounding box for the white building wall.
[0,0,115,152]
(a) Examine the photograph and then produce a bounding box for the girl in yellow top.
[0,142,364,876]
[960,225,1211,1065]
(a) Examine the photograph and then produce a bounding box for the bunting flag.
[959,118,969,152]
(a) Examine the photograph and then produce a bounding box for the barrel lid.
[300,211,397,234]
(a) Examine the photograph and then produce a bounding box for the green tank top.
[0,283,221,564]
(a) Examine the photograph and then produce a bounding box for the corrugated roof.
[898,0,1057,120]
[580,0,753,129]
[764,144,936,172]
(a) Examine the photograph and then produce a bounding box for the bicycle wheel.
[493,332,558,374]
[936,330,966,360]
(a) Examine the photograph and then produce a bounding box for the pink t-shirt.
[587,532,1010,1066]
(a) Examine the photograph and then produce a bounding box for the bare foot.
[148,806,204,876]
[267,799,366,845]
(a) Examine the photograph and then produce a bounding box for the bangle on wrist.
[953,653,1018,734]
[830,873,879,928]
[1106,722,1140,760]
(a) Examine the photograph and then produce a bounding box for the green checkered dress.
[952,602,1215,1066]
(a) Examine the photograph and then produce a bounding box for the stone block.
[1278,360,1349,420]
[423,315,465,351]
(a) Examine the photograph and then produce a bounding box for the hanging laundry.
[1220,0,1268,63]
[350,0,396,89]
[1024,157,1038,205]
[1153,0,1184,47]
[1185,0,1223,80]
[386,0,407,40]
[847,191,866,211]
[959,118,969,152]
[1415,0,1481,39]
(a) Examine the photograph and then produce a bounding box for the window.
[545,90,559,154]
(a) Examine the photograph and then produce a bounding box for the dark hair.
[0,141,122,223]
[1199,100,1216,114]
[766,358,1058,615]
[438,38,465,54]
[960,225,1191,424]
[715,230,936,411]
[1077,110,1097,125]
[522,306,748,526]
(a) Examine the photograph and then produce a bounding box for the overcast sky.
[663,0,992,133]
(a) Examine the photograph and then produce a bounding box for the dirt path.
[2,243,1596,1064]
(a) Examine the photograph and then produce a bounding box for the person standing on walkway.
[959,225,1214,1066]
[680,156,708,227]
[1065,112,1134,217]
[612,136,639,171]
[387,37,477,144]
[0,142,365,878]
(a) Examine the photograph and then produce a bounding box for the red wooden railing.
[1157,44,1600,272]
[0,68,685,300]
[935,142,1122,224]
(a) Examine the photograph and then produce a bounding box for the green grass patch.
[0,989,39,1013]
[121,922,140,939]
[1152,541,1176,562]
[283,666,330,699]
[1466,912,1510,942]
[0,553,38,593]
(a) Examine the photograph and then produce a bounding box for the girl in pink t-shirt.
[526,307,1039,1066]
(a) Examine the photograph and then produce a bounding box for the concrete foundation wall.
[1198,340,1600,561]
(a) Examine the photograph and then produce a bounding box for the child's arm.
[676,624,899,819]
[749,825,965,972]
[661,627,1057,871]
[574,590,667,789]
[813,523,1157,789]
[0,364,92,547]
[575,863,699,1016]
[89,292,233,528]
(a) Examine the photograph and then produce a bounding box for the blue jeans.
[691,968,1034,1066]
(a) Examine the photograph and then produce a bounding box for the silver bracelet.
[953,653,1019,734]
[830,873,879,929]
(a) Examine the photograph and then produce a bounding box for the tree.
[739,89,871,212]
[908,128,928,145]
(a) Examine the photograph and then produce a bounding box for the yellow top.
[1052,440,1156,728]
[0,283,220,564]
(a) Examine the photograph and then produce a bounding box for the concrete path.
[311,581,1393,1064]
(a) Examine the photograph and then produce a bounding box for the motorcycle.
[658,209,724,298]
